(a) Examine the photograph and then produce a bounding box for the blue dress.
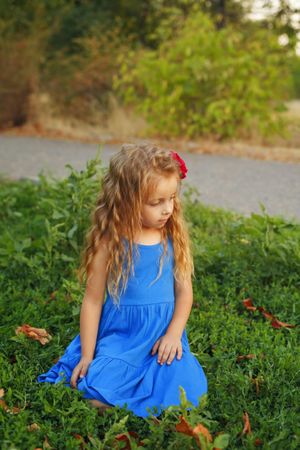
[37,237,208,418]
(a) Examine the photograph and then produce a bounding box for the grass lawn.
[0,157,299,449]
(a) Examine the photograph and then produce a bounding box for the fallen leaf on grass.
[45,290,60,304]
[0,389,22,414]
[239,411,265,446]
[114,431,145,449]
[0,399,21,414]
[243,298,257,311]
[243,298,296,329]
[175,415,217,448]
[242,411,252,435]
[73,433,84,440]
[236,354,256,362]
[250,376,264,395]
[42,436,52,448]
[73,434,87,449]
[27,423,41,432]
[226,404,262,446]
[15,323,52,345]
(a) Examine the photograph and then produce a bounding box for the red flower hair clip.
[170,151,188,179]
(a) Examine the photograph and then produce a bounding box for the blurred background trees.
[0,0,299,141]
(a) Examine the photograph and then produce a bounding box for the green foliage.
[0,1,61,128]
[43,24,132,122]
[290,55,300,99]
[0,0,298,137]
[115,10,293,140]
[0,158,299,448]
[0,37,33,127]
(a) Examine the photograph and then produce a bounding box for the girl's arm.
[151,274,193,366]
[79,235,109,360]
[166,274,193,338]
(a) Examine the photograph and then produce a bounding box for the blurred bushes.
[43,25,133,123]
[115,11,293,139]
[0,38,33,127]
[0,1,55,128]
[291,55,300,98]
[0,0,297,139]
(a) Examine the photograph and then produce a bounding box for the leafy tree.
[255,0,300,53]
[115,10,292,139]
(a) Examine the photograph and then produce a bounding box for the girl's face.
[141,173,179,230]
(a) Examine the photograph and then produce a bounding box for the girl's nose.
[163,199,174,215]
[163,205,172,215]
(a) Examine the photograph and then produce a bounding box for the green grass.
[0,157,299,449]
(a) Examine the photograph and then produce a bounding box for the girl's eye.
[149,196,175,206]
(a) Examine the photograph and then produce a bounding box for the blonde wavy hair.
[77,143,194,307]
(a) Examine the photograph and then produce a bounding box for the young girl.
[37,143,208,418]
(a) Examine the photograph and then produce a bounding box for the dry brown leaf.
[45,290,59,304]
[243,298,296,329]
[251,377,263,395]
[11,405,21,414]
[175,414,196,436]
[15,323,52,345]
[50,291,58,300]
[43,436,52,448]
[243,298,257,311]
[175,415,214,448]
[114,431,144,449]
[73,433,87,449]
[242,411,252,435]
[0,388,4,398]
[0,399,9,411]
[28,423,41,432]
[0,398,21,414]
[73,434,84,440]
[236,354,256,362]
[194,423,214,445]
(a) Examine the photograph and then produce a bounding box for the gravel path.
[0,135,299,223]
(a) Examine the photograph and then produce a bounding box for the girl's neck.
[133,228,162,245]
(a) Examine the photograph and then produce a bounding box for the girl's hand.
[70,356,93,388]
[151,333,182,366]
